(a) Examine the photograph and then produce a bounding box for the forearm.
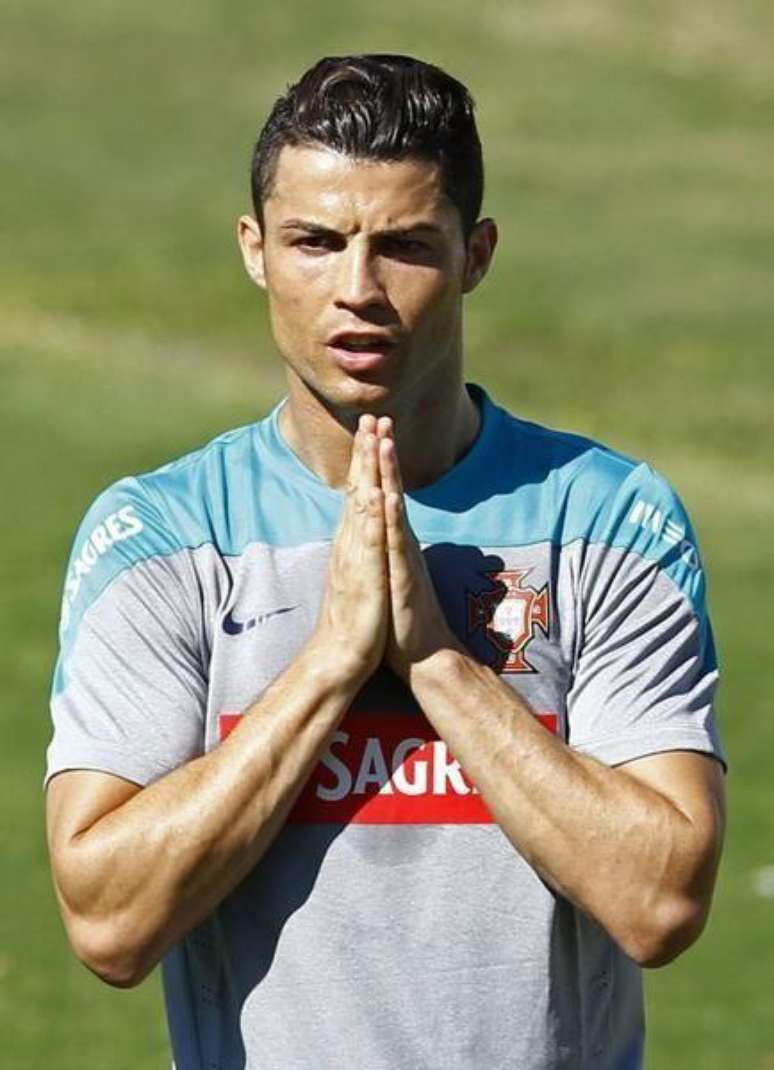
[54,640,362,984]
[408,648,722,966]
[51,422,393,987]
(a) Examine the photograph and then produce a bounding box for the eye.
[295,235,328,250]
[387,237,425,254]
[293,233,344,253]
[379,236,436,263]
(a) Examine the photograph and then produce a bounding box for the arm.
[408,652,725,966]
[377,425,726,967]
[47,420,389,988]
[48,647,360,988]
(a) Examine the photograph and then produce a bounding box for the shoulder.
[59,419,263,636]
[487,394,704,603]
[490,397,640,493]
[135,419,260,525]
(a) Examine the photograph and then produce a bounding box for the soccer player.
[46,55,726,1068]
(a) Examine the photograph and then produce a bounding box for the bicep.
[567,559,720,763]
[49,558,208,790]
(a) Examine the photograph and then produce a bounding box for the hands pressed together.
[315,414,461,687]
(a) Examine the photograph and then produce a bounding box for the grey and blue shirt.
[47,387,724,1069]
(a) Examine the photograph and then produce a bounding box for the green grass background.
[2,1,772,1065]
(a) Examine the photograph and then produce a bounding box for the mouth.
[326,332,397,373]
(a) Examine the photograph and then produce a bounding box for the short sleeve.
[46,478,208,788]
[566,463,725,769]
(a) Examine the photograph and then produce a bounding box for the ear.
[462,217,498,294]
[237,214,267,289]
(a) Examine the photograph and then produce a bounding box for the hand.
[312,416,390,686]
[376,419,462,681]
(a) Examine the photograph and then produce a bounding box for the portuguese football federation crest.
[468,569,550,673]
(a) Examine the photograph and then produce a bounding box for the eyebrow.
[278,219,444,237]
[279,220,334,234]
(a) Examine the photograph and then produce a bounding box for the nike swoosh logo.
[222,605,299,636]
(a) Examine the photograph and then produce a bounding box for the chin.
[345,373,396,400]
[305,372,398,417]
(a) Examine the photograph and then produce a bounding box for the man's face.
[239,145,493,415]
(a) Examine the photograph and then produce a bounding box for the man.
[46,55,725,1068]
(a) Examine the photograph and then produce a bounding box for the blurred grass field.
[2,1,773,1066]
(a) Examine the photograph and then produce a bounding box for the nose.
[334,239,386,313]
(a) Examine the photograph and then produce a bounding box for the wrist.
[304,630,378,697]
[405,640,476,693]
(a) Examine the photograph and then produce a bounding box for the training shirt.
[47,386,724,1069]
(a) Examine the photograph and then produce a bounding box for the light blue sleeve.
[47,479,208,787]
[566,464,725,768]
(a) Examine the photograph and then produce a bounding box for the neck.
[279,374,481,492]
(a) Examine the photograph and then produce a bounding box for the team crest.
[467,569,550,673]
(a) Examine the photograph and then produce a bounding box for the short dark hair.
[251,54,484,238]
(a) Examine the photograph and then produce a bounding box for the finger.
[356,432,379,510]
[385,490,405,545]
[385,490,415,612]
[378,437,413,559]
[364,486,386,548]
[345,429,363,499]
[345,415,377,497]
[359,416,379,492]
[376,415,393,441]
[384,471,422,575]
[378,434,403,500]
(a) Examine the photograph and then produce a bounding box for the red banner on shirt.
[219,709,558,825]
